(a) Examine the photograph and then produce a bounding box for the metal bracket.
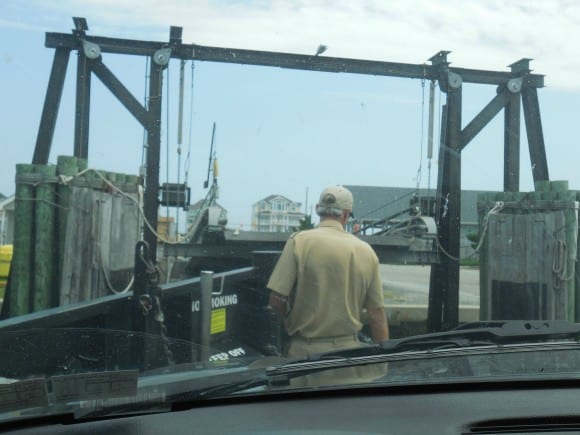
[153,48,172,66]
[82,40,101,59]
[507,77,523,93]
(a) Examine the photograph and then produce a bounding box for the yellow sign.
[210,308,226,335]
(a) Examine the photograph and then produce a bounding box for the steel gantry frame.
[32,17,548,332]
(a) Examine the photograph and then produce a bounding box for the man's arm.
[268,291,289,318]
[266,237,296,318]
[367,306,389,342]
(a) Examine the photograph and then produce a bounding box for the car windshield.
[1,0,580,424]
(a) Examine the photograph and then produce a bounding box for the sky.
[1,0,580,230]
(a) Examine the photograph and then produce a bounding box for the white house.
[251,195,304,232]
[0,195,15,246]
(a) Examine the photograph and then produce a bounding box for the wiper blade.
[267,320,580,377]
[327,320,580,358]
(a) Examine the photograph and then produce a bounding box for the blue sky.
[2,1,580,229]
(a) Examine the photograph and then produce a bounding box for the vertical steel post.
[504,88,521,192]
[428,70,462,332]
[200,271,214,362]
[74,51,91,160]
[143,60,164,264]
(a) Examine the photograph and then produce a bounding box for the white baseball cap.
[318,185,354,214]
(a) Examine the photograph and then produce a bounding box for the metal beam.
[522,87,549,182]
[33,48,71,164]
[504,90,521,191]
[428,76,462,332]
[89,58,151,128]
[460,89,510,150]
[74,52,91,160]
[441,84,462,331]
[164,239,439,265]
[45,32,545,87]
[143,60,164,263]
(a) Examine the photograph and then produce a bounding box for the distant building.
[0,195,15,246]
[252,195,304,232]
[186,199,228,229]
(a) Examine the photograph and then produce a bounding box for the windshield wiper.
[328,320,580,357]
[267,320,580,377]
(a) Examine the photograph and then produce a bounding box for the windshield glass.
[1,0,580,423]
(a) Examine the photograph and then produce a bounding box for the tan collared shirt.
[267,220,384,338]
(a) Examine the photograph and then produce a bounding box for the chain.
[151,294,175,366]
[138,292,175,366]
[137,249,174,366]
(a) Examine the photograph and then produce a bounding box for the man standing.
[267,185,389,359]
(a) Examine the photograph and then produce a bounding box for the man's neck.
[320,216,346,228]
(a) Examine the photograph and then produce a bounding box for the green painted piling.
[77,158,88,172]
[56,156,79,302]
[10,164,35,317]
[33,164,57,311]
[535,180,550,192]
[550,180,569,192]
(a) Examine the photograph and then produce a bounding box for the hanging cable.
[415,73,426,192]
[427,80,436,196]
[165,60,171,237]
[176,59,185,234]
[140,56,150,174]
[184,61,195,188]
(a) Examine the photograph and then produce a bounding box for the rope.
[552,239,575,290]
[59,168,181,245]
[436,201,504,261]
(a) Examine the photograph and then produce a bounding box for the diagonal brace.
[89,58,152,128]
[460,89,510,150]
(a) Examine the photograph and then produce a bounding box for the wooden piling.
[56,156,78,303]
[10,164,35,316]
[33,164,57,311]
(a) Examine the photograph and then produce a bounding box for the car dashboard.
[4,380,580,434]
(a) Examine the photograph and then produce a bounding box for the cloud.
[3,0,580,91]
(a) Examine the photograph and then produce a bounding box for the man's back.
[267,220,383,338]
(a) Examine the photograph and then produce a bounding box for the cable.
[165,61,171,237]
[140,56,150,172]
[184,61,195,188]
[436,201,504,261]
[176,59,185,234]
[415,76,426,191]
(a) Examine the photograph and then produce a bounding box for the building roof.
[344,185,497,224]
[253,194,301,206]
[0,195,15,211]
